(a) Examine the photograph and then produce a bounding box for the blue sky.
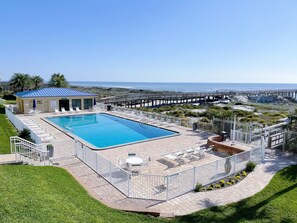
[0,0,296,83]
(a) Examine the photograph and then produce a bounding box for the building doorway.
[59,99,69,111]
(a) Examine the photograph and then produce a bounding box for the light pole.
[232,114,237,143]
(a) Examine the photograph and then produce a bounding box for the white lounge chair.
[37,133,51,137]
[69,107,74,113]
[28,109,36,115]
[41,136,55,142]
[193,147,205,159]
[26,124,40,129]
[61,107,66,113]
[34,130,47,134]
[75,107,81,112]
[164,153,185,165]
[54,109,60,114]
[205,145,214,154]
[164,154,178,161]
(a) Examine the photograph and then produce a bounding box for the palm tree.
[48,73,69,88]
[9,73,31,92]
[31,75,44,90]
[0,78,3,93]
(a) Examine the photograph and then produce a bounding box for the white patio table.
[126,157,143,166]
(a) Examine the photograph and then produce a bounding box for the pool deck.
[18,109,244,175]
[13,108,272,217]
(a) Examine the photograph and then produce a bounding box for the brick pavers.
[148,149,297,216]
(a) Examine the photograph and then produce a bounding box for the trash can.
[221,131,228,141]
[46,144,54,157]
[192,122,198,131]
[107,105,112,111]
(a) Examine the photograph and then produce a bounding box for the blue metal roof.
[15,88,97,98]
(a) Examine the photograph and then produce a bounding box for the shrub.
[232,177,238,183]
[194,183,203,192]
[18,128,35,143]
[231,179,236,184]
[207,186,213,191]
[199,117,211,123]
[3,94,16,100]
[246,161,257,172]
[215,184,221,189]
[241,171,247,176]
[236,175,241,179]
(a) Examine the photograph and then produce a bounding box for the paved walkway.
[54,149,296,217]
[149,149,297,216]
[0,154,16,164]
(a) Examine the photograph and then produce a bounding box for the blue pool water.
[47,113,177,149]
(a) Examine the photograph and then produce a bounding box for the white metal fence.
[75,139,265,201]
[75,140,167,200]
[166,146,264,199]
[10,136,50,165]
[230,129,263,146]
[5,106,42,144]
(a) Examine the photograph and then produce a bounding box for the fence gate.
[268,132,285,149]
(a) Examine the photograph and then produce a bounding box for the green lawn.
[0,104,18,154]
[0,165,296,223]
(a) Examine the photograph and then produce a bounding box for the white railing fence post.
[166,176,169,200]
[215,160,219,181]
[233,154,237,173]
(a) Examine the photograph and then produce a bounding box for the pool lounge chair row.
[163,145,214,166]
[54,107,81,114]
[19,117,55,143]
[111,108,178,127]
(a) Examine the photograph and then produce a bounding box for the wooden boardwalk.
[99,89,297,108]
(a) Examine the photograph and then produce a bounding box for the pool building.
[15,88,97,114]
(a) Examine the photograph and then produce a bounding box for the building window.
[72,99,81,109]
[84,99,92,109]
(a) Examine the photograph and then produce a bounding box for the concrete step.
[0,160,24,165]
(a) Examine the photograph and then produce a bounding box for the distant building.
[15,88,97,114]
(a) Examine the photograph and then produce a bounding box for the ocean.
[69,81,297,93]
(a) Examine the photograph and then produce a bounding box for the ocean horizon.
[70,81,297,93]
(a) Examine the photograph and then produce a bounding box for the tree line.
[8,73,69,92]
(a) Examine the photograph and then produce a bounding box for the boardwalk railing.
[10,136,50,166]
[75,139,265,201]
[5,106,42,144]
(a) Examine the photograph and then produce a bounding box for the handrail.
[10,136,46,154]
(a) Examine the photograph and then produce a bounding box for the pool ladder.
[139,118,148,128]
[64,125,74,132]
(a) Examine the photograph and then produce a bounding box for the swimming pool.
[47,113,178,149]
